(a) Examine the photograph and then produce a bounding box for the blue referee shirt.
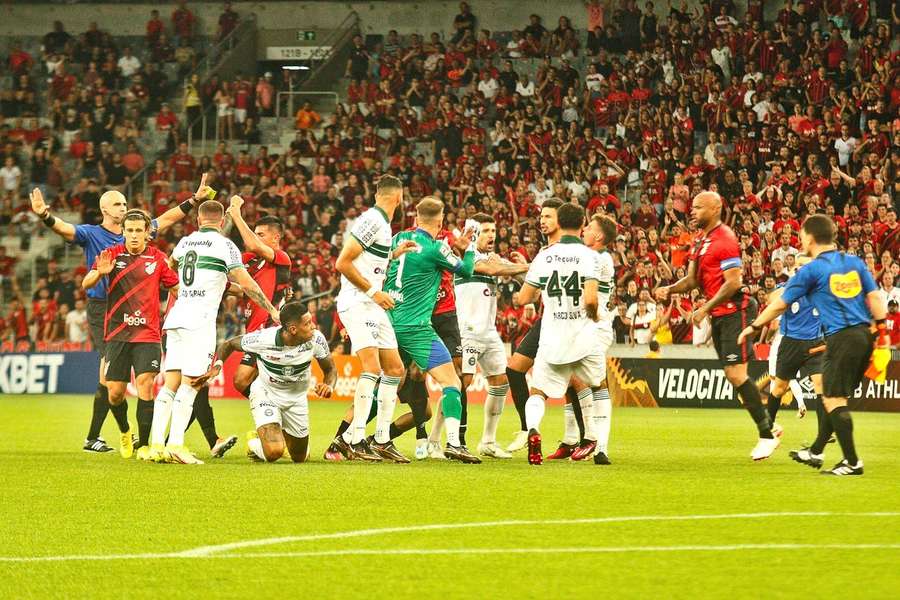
[781,250,876,337]
[779,291,823,341]
[73,221,158,300]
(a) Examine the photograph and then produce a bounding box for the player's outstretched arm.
[738,296,788,345]
[314,353,337,398]
[514,282,541,307]
[194,335,243,388]
[336,236,394,309]
[229,266,280,324]
[155,173,212,233]
[82,249,115,289]
[31,187,76,241]
[474,256,530,277]
[656,259,697,301]
[226,195,275,262]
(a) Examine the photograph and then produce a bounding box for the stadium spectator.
[295,101,322,131]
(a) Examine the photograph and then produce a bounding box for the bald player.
[30,176,210,452]
[654,191,779,461]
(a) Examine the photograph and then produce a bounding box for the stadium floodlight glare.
[282,65,310,71]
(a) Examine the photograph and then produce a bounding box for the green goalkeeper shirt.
[384,228,475,329]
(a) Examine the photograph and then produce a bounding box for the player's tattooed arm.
[193,336,243,388]
[315,353,337,398]
[230,266,280,324]
[474,256,529,277]
[583,278,599,322]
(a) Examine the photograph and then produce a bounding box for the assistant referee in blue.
[29,177,210,452]
[739,214,887,476]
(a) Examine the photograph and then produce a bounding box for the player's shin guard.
[736,379,773,438]
[166,384,199,447]
[482,384,509,445]
[562,404,579,445]
[506,367,529,431]
[810,395,833,455]
[150,387,176,446]
[525,395,546,432]
[374,374,402,443]
[350,372,378,444]
[592,387,612,453]
[828,406,858,465]
[576,388,595,441]
[137,399,154,447]
[441,386,463,446]
[109,400,130,433]
[87,383,111,440]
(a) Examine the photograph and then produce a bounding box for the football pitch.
[1,395,899,599]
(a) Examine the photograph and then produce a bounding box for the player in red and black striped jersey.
[226,196,292,396]
[654,191,778,461]
[83,210,178,458]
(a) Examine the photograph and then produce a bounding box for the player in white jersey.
[330,175,419,463]
[515,203,602,465]
[196,302,336,462]
[454,213,530,459]
[148,199,280,465]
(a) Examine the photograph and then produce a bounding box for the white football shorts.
[339,303,398,352]
[249,380,310,438]
[163,324,216,377]
[461,331,507,377]
[532,352,606,398]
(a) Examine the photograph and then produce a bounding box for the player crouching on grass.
[82,210,179,459]
[196,302,337,463]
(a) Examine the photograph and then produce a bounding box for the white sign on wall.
[266,46,333,61]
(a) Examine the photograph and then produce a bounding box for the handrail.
[301,11,360,85]
[184,13,258,92]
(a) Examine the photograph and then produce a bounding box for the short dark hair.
[591,214,618,245]
[256,215,283,235]
[471,212,494,224]
[279,301,308,326]
[542,198,564,211]
[802,214,835,245]
[198,200,224,221]
[123,209,151,230]
[557,203,585,230]
[649,339,660,352]
[376,174,403,195]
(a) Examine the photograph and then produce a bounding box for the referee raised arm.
[739,214,886,476]
[29,175,210,452]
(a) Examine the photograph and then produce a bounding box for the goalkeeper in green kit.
[383,196,481,463]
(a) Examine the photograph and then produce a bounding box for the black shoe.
[83,438,114,453]
[789,446,824,469]
[368,437,411,463]
[324,436,353,461]
[822,459,863,476]
[350,439,383,462]
[593,451,611,465]
[444,444,482,464]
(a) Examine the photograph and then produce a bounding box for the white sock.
[789,379,804,409]
[150,386,175,446]
[482,384,509,445]
[248,436,265,460]
[350,372,378,444]
[428,403,445,444]
[166,384,198,447]
[525,395,545,432]
[593,387,612,453]
[578,388,595,441]
[562,403,579,445]
[374,374,401,443]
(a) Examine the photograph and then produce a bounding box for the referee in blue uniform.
[29,177,209,452]
[740,214,887,476]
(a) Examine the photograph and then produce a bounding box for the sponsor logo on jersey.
[123,310,147,327]
[116,261,127,270]
[145,261,157,275]
[829,271,862,298]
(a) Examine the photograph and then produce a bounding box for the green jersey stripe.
[196,263,228,273]
[350,232,390,258]
[365,245,390,259]
[455,274,495,285]
[258,357,310,375]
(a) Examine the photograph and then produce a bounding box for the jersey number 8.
[182,250,198,286]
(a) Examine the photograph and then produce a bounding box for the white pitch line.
[3,543,900,563]
[178,511,900,557]
[3,512,899,563]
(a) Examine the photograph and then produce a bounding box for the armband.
[178,200,194,215]
[365,286,378,298]
[42,213,56,227]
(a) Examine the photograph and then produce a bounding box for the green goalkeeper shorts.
[394,326,452,371]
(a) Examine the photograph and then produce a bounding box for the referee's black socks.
[736,379,773,439]
[828,406,858,465]
[809,395,833,455]
[766,392,783,423]
[109,399,129,433]
[87,383,110,441]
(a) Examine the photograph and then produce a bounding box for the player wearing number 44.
[147,197,281,465]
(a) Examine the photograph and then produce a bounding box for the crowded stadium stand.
[1,0,898,354]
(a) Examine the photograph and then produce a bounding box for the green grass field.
[1,395,899,599]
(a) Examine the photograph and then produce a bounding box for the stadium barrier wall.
[3,351,899,412]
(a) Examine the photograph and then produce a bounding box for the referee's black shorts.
[87,298,108,356]
[775,336,824,381]
[431,311,462,358]
[711,299,757,366]
[104,341,162,382]
[513,317,542,360]
[822,324,874,398]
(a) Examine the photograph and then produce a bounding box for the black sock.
[335,420,351,438]
[810,395,832,454]
[87,384,110,440]
[400,378,429,439]
[192,387,219,448]
[737,379,773,438]
[366,397,377,424]
[388,423,402,440]
[567,387,585,441]
[828,406,858,465]
[109,400,129,433]
[137,399,153,447]
[460,386,468,446]
[507,367,529,431]
[767,393,782,423]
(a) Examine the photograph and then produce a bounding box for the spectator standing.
[218,1,239,41]
[172,0,196,45]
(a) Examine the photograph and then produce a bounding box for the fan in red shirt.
[654,191,777,459]
[82,210,178,455]
[225,197,293,396]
